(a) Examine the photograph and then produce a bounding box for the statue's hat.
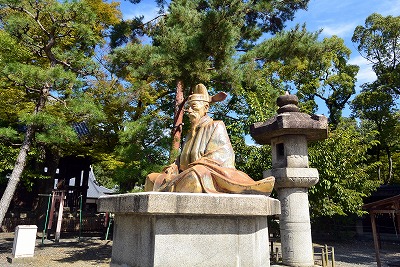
[188,84,227,103]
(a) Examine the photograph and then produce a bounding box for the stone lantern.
[250,93,328,267]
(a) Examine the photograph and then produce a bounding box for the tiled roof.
[87,169,115,199]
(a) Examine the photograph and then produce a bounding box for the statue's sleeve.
[202,121,235,168]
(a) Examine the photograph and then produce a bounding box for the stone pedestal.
[12,225,37,258]
[264,167,318,267]
[98,192,280,267]
[277,188,314,266]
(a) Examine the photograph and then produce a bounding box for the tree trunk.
[170,79,185,162]
[386,146,393,184]
[376,142,381,181]
[0,125,34,225]
[0,86,48,226]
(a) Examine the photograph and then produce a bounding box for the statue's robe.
[149,115,274,194]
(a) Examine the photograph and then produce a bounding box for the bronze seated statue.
[145,84,274,195]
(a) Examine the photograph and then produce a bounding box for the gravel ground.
[0,232,111,267]
[272,239,400,267]
[316,239,400,267]
[0,232,398,266]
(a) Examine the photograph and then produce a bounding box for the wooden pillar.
[397,212,400,235]
[370,212,381,267]
[47,193,57,231]
[55,191,65,243]
[395,202,400,235]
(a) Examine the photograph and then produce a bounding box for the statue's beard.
[188,112,202,126]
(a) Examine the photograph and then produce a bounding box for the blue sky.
[117,0,400,116]
[287,0,400,86]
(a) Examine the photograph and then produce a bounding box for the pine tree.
[109,0,310,159]
[0,0,121,225]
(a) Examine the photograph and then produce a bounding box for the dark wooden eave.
[363,194,400,214]
[363,194,400,267]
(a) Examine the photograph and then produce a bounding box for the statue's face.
[187,100,209,124]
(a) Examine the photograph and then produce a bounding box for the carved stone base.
[278,188,314,267]
[98,192,281,267]
[264,168,319,188]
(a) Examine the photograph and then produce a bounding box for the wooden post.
[324,244,329,266]
[321,247,326,267]
[170,80,185,162]
[270,240,274,259]
[47,192,57,231]
[397,211,400,235]
[370,212,381,267]
[40,193,52,244]
[55,191,65,243]
[331,246,335,267]
[395,202,400,235]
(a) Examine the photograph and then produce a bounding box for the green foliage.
[93,114,171,192]
[108,0,312,124]
[0,127,19,141]
[106,0,311,188]
[351,13,400,185]
[308,121,381,217]
[113,0,310,50]
[92,157,122,190]
[22,111,78,145]
[1,1,394,224]
[0,145,19,183]
[0,0,121,206]
[242,25,358,126]
[351,84,396,126]
[351,84,399,184]
[109,0,250,94]
[233,141,272,181]
[67,95,107,123]
[352,13,400,95]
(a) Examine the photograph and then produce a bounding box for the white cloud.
[293,0,400,41]
[349,55,376,85]
[376,0,400,16]
[120,2,159,21]
[320,23,357,38]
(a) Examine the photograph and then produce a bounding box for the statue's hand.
[163,163,178,175]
